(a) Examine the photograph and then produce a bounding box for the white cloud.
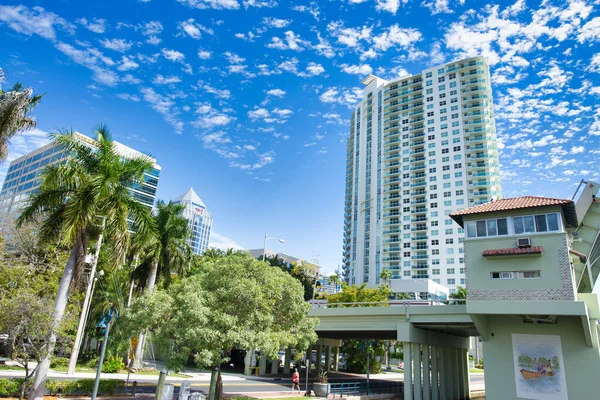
[340,64,373,75]
[116,93,140,101]
[266,31,310,51]
[178,18,213,39]
[142,21,163,36]
[262,17,291,28]
[193,103,235,129]
[305,62,325,76]
[571,145,585,154]
[208,232,244,250]
[202,83,231,99]
[162,48,186,62]
[153,75,182,85]
[578,17,600,43]
[248,108,270,120]
[77,17,106,33]
[140,87,184,134]
[100,38,133,53]
[117,56,139,71]
[55,42,119,86]
[327,21,372,47]
[376,0,404,15]
[319,86,363,108]
[176,0,240,10]
[266,88,286,97]
[372,24,422,51]
[198,50,212,59]
[0,5,74,41]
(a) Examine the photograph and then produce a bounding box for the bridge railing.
[326,381,403,398]
[310,299,466,309]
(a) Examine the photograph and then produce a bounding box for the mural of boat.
[520,369,556,379]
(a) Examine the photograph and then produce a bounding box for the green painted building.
[451,184,600,400]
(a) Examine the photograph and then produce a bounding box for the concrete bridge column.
[271,357,279,374]
[457,349,465,399]
[244,349,253,376]
[443,347,452,400]
[326,345,332,373]
[315,344,323,375]
[284,348,292,375]
[413,343,422,400]
[452,348,460,400]
[422,345,431,400]
[462,349,471,400]
[430,345,439,400]
[259,353,267,375]
[403,342,413,400]
[333,346,339,372]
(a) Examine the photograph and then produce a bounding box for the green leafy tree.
[327,284,391,373]
[123,252,317,400]
[17,126,155,400]
[450,286,467,300]
[131,201,192,368]
[262,254,315,301]
[379,269,392,287]
[0,70,43,159]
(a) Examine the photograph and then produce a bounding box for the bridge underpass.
[309,302,477,400]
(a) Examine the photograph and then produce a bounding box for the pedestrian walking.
[291,368,301,393]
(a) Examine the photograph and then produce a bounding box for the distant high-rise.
[342,56,502,294]
[173,188,213,255]
[0,131,161,219]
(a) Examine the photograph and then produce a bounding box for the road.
[0,370,485,396]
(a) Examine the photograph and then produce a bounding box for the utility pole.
[68,217,106,375]
[91,308,117,400]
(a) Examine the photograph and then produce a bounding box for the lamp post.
[262,233,285,261]
[68,216,106,375]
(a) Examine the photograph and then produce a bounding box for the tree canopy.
[123,252,318,398]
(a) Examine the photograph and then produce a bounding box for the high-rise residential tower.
[342,56,502,294]
[0,131,161,219]
[173,188,213,255]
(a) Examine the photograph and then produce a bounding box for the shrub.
[0,378,23,397]
[102,357,125,373]
[474,364,484,370]
[50,356,70,369]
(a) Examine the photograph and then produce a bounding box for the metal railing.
[310,299,467,309]
[326,381,403,398]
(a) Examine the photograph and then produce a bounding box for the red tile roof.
[450,196,578,227]
[483,246,543,257]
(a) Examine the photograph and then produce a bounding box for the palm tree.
[0,77,43,159]
[17,126,154,400]
[379,269,392,287]
[131,201,192,368]
[327,274,342,294]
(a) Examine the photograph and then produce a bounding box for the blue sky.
[1,0,599,274]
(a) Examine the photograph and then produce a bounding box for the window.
[432,269,440,275]
[432,249,439,255]
[447,279,455,285]
[466,218,509,238]
[513,213,561,234]
[518,271,541,279]
[431,239,439,245]
[438,77,445,83]
[447,268,455,274]
[426,72,432,78]
[426,88,433,94]
[491,272,514,280]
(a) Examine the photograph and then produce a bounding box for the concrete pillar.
[244,350,253,376]
[457,350,465,399]
[422,345,430,400]
[463,350,471,400]
[333,346,340,372]
[315,344,323,375]
[413,343,422,400]
[284,348,292,375]
[443,348,452,400]
[326,346,332,373]
[438,347,446,400]
[258,353,267,376]
[404,342,413,400]
[430,345,439,400]
[271,357,279,375]
[453,349,460,400]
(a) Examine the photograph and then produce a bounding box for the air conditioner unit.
[517,238,531,248]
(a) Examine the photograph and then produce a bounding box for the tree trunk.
[132,260,159,369]
[208,366,220,400]
[28,240,81,400]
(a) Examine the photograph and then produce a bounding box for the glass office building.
[173,188,213,255]
[0,131,161,219]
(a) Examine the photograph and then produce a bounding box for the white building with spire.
[173,188,213,255]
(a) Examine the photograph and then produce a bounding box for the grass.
[0,365,24,371]
[134,370,191,378]
[469,368,484,373]
[50,365,97,373]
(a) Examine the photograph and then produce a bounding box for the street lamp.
[263,233,285,261]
